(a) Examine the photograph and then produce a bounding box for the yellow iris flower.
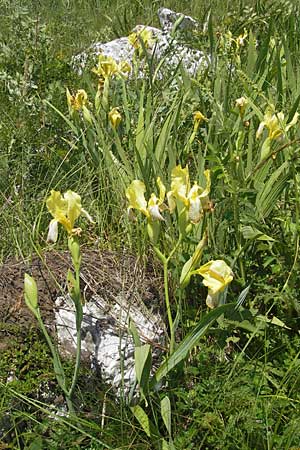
[128,28,154,53]
[194,260,233,308]
[195,260,233,294]
[46,190,94,242]
[256,107,299,141]
[66,88,88,112]
[235,96,248,118]
[167,165,211,224]
[92,55,131,80]
[193,111,208,132]
[126,178,166,222]
[236,29,248,48]
[108,107,122,129]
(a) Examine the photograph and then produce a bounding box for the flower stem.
[166,234,183,264]
[37,316,69,398]
[281,155,300,292]
[154,235,182,355]
[68,238,83,399]
[163,259,175,354]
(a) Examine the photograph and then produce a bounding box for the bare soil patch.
[0,248,163,351]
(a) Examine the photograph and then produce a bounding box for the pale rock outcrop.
[55,270,165,395]
[72,8,208,77]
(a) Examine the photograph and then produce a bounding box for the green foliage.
[173,334,300,449]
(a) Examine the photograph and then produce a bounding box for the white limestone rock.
[55,291,165,394]
[72,8,208,77]
[158,7,199,33]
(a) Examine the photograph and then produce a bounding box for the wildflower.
[92,55,131,80]
[126,178,166,243]
[256,106,299,141]
[66,88,92,122]
[193,111,208,132]
[220,29,248,52]
[128,28,154,54]
[109,107,122,129]
[119,60,131,75]
[66,88,88,112]
[92,55,118,79]
[126,178,166,222]
[236,29,248,48]
[167,165,211,225]
[235,96,248,118]
[46,190,94,243]
[194,260,233,308]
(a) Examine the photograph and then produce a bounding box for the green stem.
[233,190,245,281]
[37,315,68,398]
[68,263,83,399]
[65,396,75,415]
[166,234,183,264]
[163,235,183,353]
[153,247,172,347]
[281,158,300,292]
[154,235,183,354]
[153,246,167,264]
[163,259,175,354]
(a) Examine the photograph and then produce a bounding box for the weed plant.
[1,0,300,448]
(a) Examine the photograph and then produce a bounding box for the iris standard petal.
[64,190,82,230]
[169,165,190,205]
[46,190,67,218]
[125,180,149,217]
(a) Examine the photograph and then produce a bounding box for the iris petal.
[195,260,233,294]
[47,219,58,243]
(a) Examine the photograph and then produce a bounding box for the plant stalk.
[68,267,83,398]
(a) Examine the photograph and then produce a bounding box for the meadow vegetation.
[1,0,300,448]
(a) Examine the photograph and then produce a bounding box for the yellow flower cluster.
[167,165,211,224]
[66,88,92,122]
[126,177,166,222]
[219,29,248,53]
[126,165,211,225]
[125,167,233,308]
